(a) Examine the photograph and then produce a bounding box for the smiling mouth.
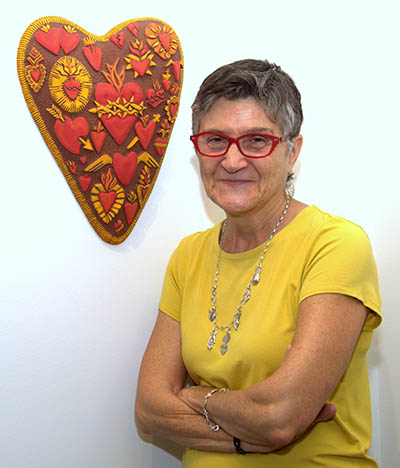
[217,179,254,184]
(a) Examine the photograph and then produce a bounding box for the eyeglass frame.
[190,131,288,159]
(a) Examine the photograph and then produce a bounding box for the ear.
[288,134,303,171]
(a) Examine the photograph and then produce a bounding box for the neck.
[221,197,307,253]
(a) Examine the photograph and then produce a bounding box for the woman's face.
[197,97,302,217]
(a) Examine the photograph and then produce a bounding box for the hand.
[313,403,337,424]
[178,385,214,413]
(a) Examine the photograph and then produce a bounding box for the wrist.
[203,388,228,431]
[233,436,248,454]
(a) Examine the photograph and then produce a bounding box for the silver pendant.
[223,331,231,343]
[244,286,251,303]
[207,327,217,350]
[209,307,216,322]
[251,264,261,285]
[220,330,231,355]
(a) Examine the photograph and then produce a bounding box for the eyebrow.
[201,127,277,135]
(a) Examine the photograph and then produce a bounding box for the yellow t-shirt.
[159,206,382,468]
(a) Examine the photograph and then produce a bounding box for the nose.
[220,141,248,173]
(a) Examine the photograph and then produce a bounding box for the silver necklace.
[207,197,291,355]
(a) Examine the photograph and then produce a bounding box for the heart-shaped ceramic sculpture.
[17,16,183,244]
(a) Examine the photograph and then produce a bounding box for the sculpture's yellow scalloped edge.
[17,16,184,245]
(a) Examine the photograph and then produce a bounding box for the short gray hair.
[191,59,303,147]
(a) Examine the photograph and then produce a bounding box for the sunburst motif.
[49,56,92,113]
[144,23,178,60]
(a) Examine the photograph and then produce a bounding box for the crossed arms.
[135,293,367,453]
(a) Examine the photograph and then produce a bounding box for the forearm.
[135,385,271,452]
[178,385,290,450]
[178,367,331,450]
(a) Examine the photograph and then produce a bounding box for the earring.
[285,173,295,198]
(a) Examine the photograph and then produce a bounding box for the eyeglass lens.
[197,133,274,157]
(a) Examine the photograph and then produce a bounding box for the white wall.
[1,1,399,467]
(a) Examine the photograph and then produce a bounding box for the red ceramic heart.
[91,129,106,153]
[124,200,139,224]
[135,119,156,150]
[83,41,102,71]
[61,28,80,53]
[54,116,89,155]
[95,81,143,145]
[99,191,117,213]
[18,16,183,244]
[78,174,92,192]
[113,152,138,186]
[30,69,41,82]
[35,27,63,54]
[130,58,150,77]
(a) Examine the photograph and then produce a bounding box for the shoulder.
[173,223,222,257]
[296,205,372,251]
[166,223,221,274]
[300,205,367,233]
[296,206,381,327]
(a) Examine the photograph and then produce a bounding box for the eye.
[243,134,273,148]
[205,134,227,147]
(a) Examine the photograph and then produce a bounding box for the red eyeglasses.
[190,132,287,158]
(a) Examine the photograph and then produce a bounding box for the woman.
[135,59,381,467]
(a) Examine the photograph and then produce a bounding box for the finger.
[283,343,292,361]
[314,403,337,423]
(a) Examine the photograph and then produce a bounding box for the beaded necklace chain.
[207,197,291,355]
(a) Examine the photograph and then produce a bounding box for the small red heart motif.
[146,88,165,108]
[99,191,117,213]
[172,60,181,82]
[127,22,139,36]
[124,201,139,224]
[61,29,80,53]
[54,116,89,155]
[135,120,156,150]
[158,32,171,51]
[30,69,41,82]
[114,219,124,233]
[154,137,168,156]
[113,152,138,186]
[169,102,178,118]
[110,32,125,48]
[129,58,150,77]
[79,175,92,191]
[91,130,106,153]
[64,76,81,100]
[83,43,102,71]
[162,79,171,92]
[35,27,63,55]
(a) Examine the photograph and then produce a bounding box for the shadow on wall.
[367,328,383,461]
[372,226,400,463]
[139,432,185,461]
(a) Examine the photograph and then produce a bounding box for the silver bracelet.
[203,388,227,431]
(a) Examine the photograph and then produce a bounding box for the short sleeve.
[299,219,382,331]
[159,243,183,322]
